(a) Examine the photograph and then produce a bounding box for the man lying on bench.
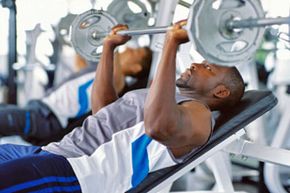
[0,20,245,193]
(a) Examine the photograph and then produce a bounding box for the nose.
[190,63,198,70]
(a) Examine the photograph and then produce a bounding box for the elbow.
[144,107,178,140]
[144,117,176,141]
[144,125,169,141]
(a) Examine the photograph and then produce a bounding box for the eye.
[205,65,212,71]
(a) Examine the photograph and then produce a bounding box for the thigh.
[0,144,41,164]
[0,153,81,192]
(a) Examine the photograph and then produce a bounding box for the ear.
[129,63,142,75]
[213,85,230,99]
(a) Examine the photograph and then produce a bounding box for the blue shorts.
[0,144,45,164]
[0,144,81,192]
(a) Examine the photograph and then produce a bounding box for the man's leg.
[0,102,55,139]
[0,153,81,192]
[0,144,41,164]
[0,101,64,145]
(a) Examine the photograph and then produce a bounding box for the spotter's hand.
[166,20,189,45]
[104,24,132,47]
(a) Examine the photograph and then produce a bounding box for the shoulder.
[180,100,212,135]
[179,100,211,116]
[178,100,212,142]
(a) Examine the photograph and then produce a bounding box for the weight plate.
[107,0,150,29]
[71,9,117,62]
[187,0,265,65]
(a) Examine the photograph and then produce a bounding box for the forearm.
[91,43,118,114]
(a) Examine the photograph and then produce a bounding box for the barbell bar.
[92,26,170,39]
[91,17,290,40]
[227,17,290,30]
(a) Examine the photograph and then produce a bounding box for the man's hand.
[103,24,132,48]
[166,20,189,45]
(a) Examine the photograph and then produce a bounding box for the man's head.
[116,47,152,77]
[176,61,245,110]
[112,47,152,94]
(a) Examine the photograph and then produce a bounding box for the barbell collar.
[227,17,290,30]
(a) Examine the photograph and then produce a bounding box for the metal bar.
[92,26,171,40]
[116,26,170,36]
[227,17,290,30]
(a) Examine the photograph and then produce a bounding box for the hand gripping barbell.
[71,0,290,65]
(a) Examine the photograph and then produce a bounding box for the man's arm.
[91,25,131,114]
[144,21,212,157]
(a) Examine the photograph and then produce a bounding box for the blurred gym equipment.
[107,0,150,29]
[1,0,17,104]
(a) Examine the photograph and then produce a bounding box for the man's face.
[176,61,230,94]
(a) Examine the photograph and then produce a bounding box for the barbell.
[71,0,290,65]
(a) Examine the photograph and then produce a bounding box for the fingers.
[173,19,187,29]
[104,24,131,47]
[166,19,189,44]
[175,19,187,26]
[110,24,129,35]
